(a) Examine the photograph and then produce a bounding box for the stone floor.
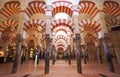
[0,60,120,77]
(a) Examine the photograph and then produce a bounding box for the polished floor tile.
[0,60,120,77]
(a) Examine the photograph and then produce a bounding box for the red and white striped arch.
[56,45,65,51]
[52,1,73,17]
[106,18,118,27]
[56,41,66,51]
[0,19,18,34]
[25,35,38,44]
[24,19,46,34]
[52,1,72,8]
[84,34,97,43]
[52,26,72,35]
[57,44,65,48]
[103,1,120,17]
[55,35,67,43]
[51,19,74,31]
[24,24,38,34]
[0,1,20,18]
[57,43,65,47]
[79,19,101,34]
[55,39,66,46]
[25,1,46,17]
[79,1,99,18]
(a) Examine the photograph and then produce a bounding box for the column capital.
[46,5,53,10]
[16,34,24,42]
[99,33,110,42]
[81,44,85,48]
[52,45,54,49]
[52,45,56,51]
[72,5,79,10]
[67,45,71,48]
[46,16,51,19]
[73,34,81,42]
[75,34,81,40]
[45,34,51,42]
[72,5,79,16]
[102,33,110,41]
[36,44,41,49]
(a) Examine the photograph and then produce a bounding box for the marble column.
[21,45,26,64]
[96,46,103,64]
[82,45,87,64]
[67,45,71,65]
[12,34,23,73]
[74,34,82,74]
[111,31,120,64]
[112,45,118,64]
[36,45,41,65]
[45,34,51,74]
[102,34,114,72]
[45,4,52,74]
[52,45,55,65]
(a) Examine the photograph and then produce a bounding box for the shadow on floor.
[22,74,30,77]
[98,74,107,77]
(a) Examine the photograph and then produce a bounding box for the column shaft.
[52,45,55,65]
[45,34,50,74]
[103,35,115,72]
[75,34,82,74]
[67,45,71,65]
[12,34,23,73]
